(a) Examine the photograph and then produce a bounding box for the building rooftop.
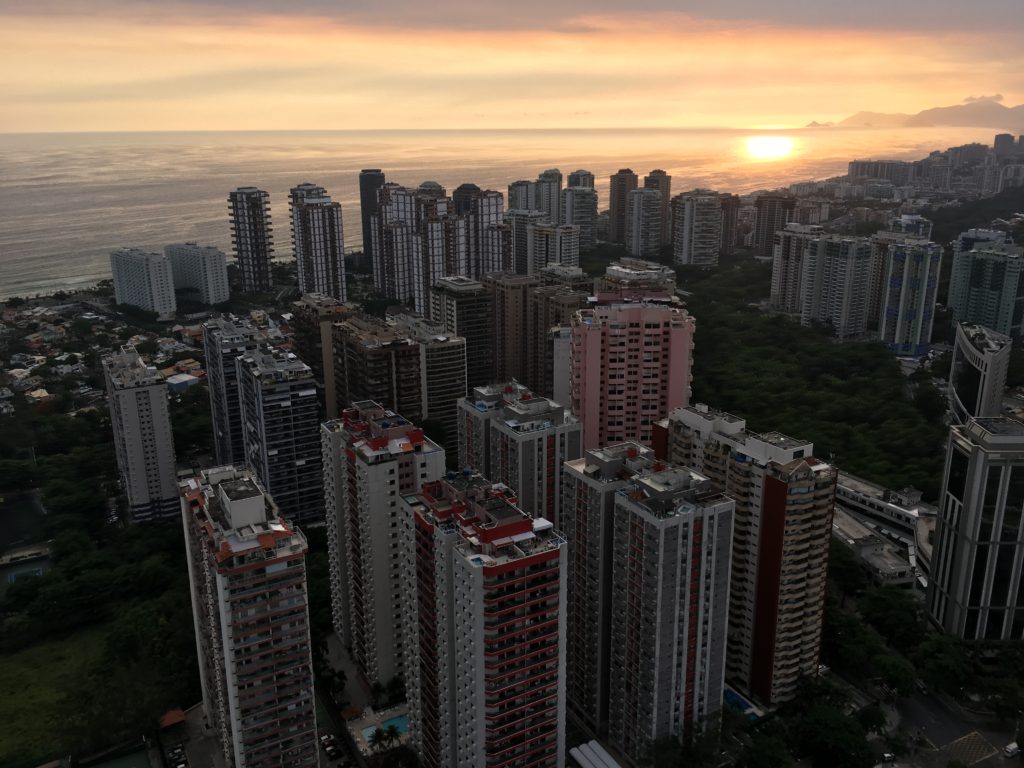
[619,465,731,519]
[326,401,441,463]
[102,345,163,389]
[959,323,1011,355]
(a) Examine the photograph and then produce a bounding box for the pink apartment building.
[569,296,695,450]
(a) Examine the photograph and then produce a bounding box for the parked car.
[1004,742,1020,758]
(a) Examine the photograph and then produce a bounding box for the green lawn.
[0,625,107,766]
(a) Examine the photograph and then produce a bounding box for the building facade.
[608,169,639,244]
[625,188,663,260]
[321,404,446,685]
[228,187,274,294]
[457,381,581,526]
[181,467,317,768]
[753,195,796,261]
[203,316,260,466]
[644,170,673,246]
[798,235,872,340]
[236,348,323,525]
[560,187,599,250]
[103,345,178,523]
[658,404,835,705]
[879,239,943,355]
[110,247,177,320]
[769,223,823,314]
[570,300,695,450]
[948,237,1024,337]
[359,169,386,256]
[400,473,567,768]
[671,190,723,267]
[430,275,494,392]
[949,323,1012,424]
[928,418,1024,640]
[165,243,229,305]
[609,467,733,760]
[289,183,347,301]
[561,443,656,735]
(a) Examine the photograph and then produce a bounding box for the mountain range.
[817,99,1024,130]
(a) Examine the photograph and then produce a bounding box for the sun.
[745,136,795,161]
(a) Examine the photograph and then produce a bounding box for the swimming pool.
[361,713,410,742]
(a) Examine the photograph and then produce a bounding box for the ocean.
[0,126,995,300]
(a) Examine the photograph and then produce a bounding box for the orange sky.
[1,2,1021,132]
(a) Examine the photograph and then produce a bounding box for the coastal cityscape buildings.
[321,403,446,685]
[203,315,260,466]
[672,189,724,267]
[399,472,568,767]
[102,345,179,522]
[164,243,229,306]
[181,466,317,767]
[288,183,347,301]
[109,247,177,320]
[949,323,1012,424]
[228,187,274,294]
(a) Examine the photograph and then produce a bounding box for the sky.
[1,0,1022,132]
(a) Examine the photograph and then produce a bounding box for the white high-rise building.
[948,232,1024,338]
[203,316,260,467]
[527,222,580,274]
[561,187,598,250]
[110,247,177,320]
[609,466,734,760]
[536,168,563,225]
[321,403,446,687]
[507,208,550,274]
[879,239,943,355]
[567,169,595,188]
[949,323,1012,424]
[457,381,582,526]
[769,223,825,314]
[289,183,347,301]
[562,443,656,735]
[400,472,567,768]
[799,235,873,340]
[671,190,723,267]
[181,467,317,768]
[102,345,178,523]
[165,243,229,305]
[625,188,662,259]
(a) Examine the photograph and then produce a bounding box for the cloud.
[964,94,1004,103]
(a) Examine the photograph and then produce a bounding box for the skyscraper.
[400,472,567,767]
[110,248,177,320]
[799,235,872,340]
[928,417,1024,640]
[482,272,541,384]
[879,239,943,355]
[289,183,347,301]
[562,442,656,735]
[536,168,563,224]
[181,466,317,768]
[567,169,595,188]
[457,380,582,525]
[236,348,323,525]
[644,169,672,246]
[719,193,741,257]
[526,281,589,396]
[291,293,353,419]
[658,404,835,705]
[753,194,796,260]
[948,233,1024,337]
[430,275,494,392]
[995,133,1017,156]
[228,187,274,294]
[203,315,259,466]
[570,298,695,449]
[165,243,230,306]
[769,223,824,314]
[671,190,723,267]
[625,188,662,259]
[561,186,598,250]
[608,169,638,244]
[868,215,933,322]
[507,208,550,274]
[609,466,733,759]
[949,323,1011,424]
[359,169,386,259]
[527,222,581,273]
[103,345,178,523]
[508,179,538,211]
[452,182,481,215]
[332,313,467,453]
[321,403,445,685]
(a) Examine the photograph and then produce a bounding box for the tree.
[857,703,888,735]
[795,704,873,768]
[384,724,402,749]
[874,654,916,698]
[859,586,926,654]
[369,728,388,753]
[912,633,972,695]
[740,731,793,768]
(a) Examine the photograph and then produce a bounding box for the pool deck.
[347,704,411,755]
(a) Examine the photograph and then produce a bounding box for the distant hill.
[835,99,1024,130]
